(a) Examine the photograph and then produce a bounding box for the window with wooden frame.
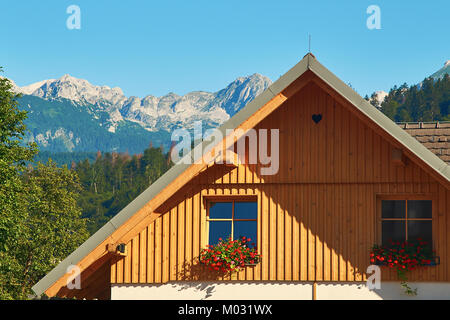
[206,198,257,248]
[379,198,433,246]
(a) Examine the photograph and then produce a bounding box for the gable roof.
[32,53,450,297]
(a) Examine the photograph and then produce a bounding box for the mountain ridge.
[9,59,448,154]
[430,60,450,80]
[11,73,272,153]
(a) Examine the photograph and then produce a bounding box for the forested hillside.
[18,94,171,154]
[367,74,450,122]
[35,151,98,166]
[73,146,172,233]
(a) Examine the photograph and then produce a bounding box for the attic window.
[207,199,257,247]
[380,199,433,246]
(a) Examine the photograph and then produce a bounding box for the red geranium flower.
[199,236,261,274]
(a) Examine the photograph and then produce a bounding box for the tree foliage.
[0,70,89,299]
[74,146,172,233]
[0,72,37,246]
[370,74,450,122]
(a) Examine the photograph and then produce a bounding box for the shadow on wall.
[317,281,450,300]
[55,253,112,300]
[175,282,216,300]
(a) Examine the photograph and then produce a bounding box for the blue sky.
[0,0,448,97]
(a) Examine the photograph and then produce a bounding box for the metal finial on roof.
[309,34,311,53]
[303,35,316,61]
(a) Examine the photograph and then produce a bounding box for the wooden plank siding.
[110,81,450,284]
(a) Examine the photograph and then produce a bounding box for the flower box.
[370,238,438,296]
[199,237,261,274]
[374,256,440,267]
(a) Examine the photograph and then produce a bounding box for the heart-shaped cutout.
[312,114,322,124]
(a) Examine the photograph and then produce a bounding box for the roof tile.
[400,122,450,164]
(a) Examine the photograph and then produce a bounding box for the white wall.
[317,282,450,300]
[111,282,313,300]
[111,281,450,300]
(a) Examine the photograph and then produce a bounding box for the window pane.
[408,200,432,219]
[382,221,405,246]
[381,200,406,218]
[209,221,231,245]
[233,220,257,248]
[408,221,432,244]
[234,201,257,219]
[209,202,232,219]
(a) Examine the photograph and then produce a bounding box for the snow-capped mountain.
[10,58,448,154]
[12,73,272,153]
[15,73,271,133]
[430,60,450,80]
[372,90,388,106]
[20,74,126,106]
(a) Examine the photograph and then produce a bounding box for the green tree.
[1,161,89,299]
[21,162,88,297]
[75,146,172,233]
[0,72,38,299]
[0,70,89,299]
[377,75,449,122]
[381,99,399,120]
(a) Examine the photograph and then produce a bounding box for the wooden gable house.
[33,54,450,300]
